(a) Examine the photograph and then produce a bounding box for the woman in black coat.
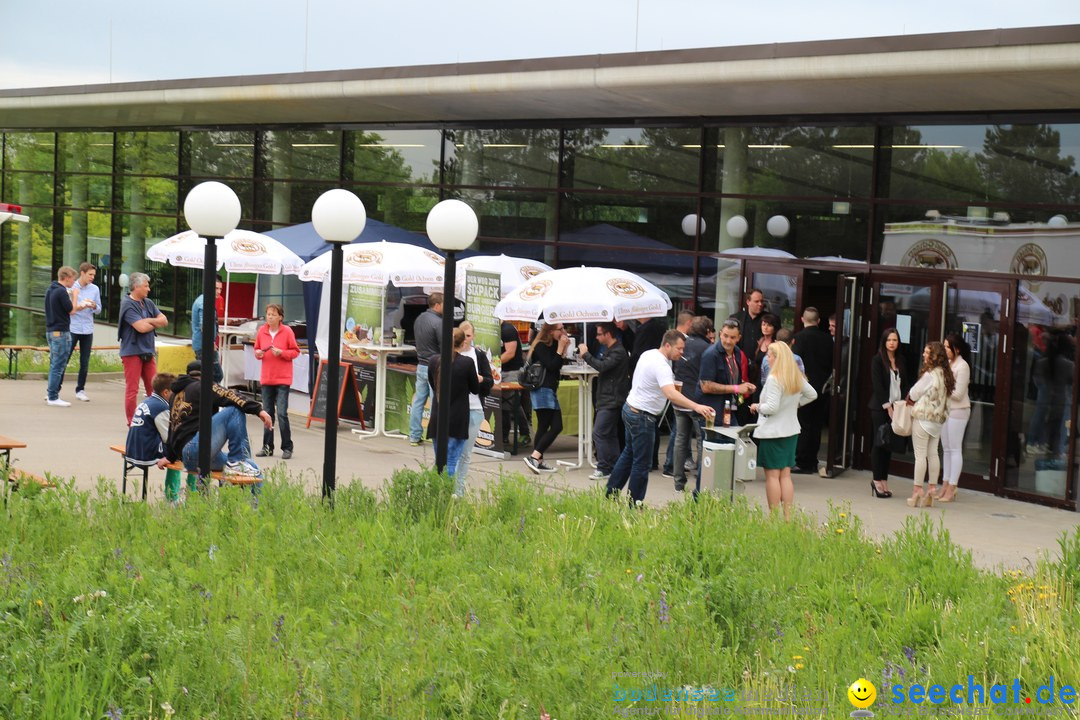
[523,322,568,474]
[427,328,482,478]
[869,328,912,498]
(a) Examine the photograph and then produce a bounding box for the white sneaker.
[47,398,71,407]
[224,459,263,478]
[588,470,610,481]
[75,391,90,402]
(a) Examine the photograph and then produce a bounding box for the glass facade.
[2,118,1080,504]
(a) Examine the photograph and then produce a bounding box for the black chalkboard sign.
[307,360,365,428]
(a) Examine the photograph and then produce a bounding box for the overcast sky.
[2,0,1078,90]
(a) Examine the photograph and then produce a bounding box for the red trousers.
[122,355,157,425]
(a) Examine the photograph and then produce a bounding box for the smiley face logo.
[848,678,876,709]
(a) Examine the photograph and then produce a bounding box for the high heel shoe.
[921,491,935,508]
[907,489,924,507]
[871,481,892,499]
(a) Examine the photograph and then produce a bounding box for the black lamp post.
[425,199,479,474]
[311,189,367,499]
[183,181,241,480]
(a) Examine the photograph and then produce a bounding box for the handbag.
[520,361,546,391]
[891,400,913,437]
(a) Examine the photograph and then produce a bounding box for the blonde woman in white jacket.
[749,341,818,520]
[906,341,955,508]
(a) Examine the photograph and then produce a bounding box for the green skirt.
[756,434,797,470]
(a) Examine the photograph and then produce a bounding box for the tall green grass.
[1,468,1077,718]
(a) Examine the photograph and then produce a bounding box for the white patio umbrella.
[717,247,797,259]
[454,254,553,299]
[298,240,445,287]
[148,228,305,324]
[494,266,672,324]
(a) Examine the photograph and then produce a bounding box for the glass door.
[865,275,944,476]
[824,273,863,477]
[941,279,1012,494]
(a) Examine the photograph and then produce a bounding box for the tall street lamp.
[425,199,478,474]
[183,181,241,480]
[311,189,367,499]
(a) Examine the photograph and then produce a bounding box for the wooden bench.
[7,468,56,491]
[1,344,121,380]
[1,345,47,380]
[110,445,260,500]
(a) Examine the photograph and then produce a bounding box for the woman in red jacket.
[254,303,301,459]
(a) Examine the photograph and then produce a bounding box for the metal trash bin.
[701,424,758,498]
[700,440,738,497]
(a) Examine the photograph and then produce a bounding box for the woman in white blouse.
[938,333,971,502]
[749,341,817,520]
[906,341,955,508]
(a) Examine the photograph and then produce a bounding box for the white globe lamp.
[766,215,791,238]
[726,215,749,239]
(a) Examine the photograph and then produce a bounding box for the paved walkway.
[3,377,1077,570]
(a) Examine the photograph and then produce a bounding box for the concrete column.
[714,127,748,326]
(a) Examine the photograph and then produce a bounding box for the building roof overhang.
[2,25,1079,129]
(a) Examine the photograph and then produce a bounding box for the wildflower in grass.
[182,687,188,696]
[468,609,479,628]
[787,665,796,674]
[35,599,42,607]
[795,663,804,670]
[208,544,218,561]
[518,514,525,536]
[839,512,847,519]
[113,548,122,559]
[636,574,644,583]
[835,528,845,535]
[160,702,174,716]
[903,646,916,665]
[792,655,803,660]
[275,614,285,630]
[625,568,632,575]
[105,706,123,720]
[658,590,670,624]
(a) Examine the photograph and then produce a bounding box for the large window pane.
[561,192,698,252]
[117,132,180,215]
[1007,279,1080,500]
[3,132,54,172]
[350,129,442,185]
[259,130,341,225]
[884,123,1080,205]
[566,127,700,193]
[189,130,255,179]
[347,184,439,233]
[445,128,559,188]
[702,197,869,260]
[58,132,113,175]
[447,188,557,242]
[707,125,874,199]
[876,204,1080,273]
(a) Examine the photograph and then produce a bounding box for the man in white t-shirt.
[606,329,714,504]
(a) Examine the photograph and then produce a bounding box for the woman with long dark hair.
[907,341,955,508]
[868,329,910,498]
[938,332,971,502]
[524,322,568,474]
[427,328,482,478]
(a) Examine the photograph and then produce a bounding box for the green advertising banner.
[343,284,385,358]
[465,269,503,382]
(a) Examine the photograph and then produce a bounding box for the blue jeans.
[446,437,468,480]
[593,406,621,474]
[409,364,431,442]
[260,384,292,452]
[46,330,71,401]
[181,407,256,476]
[65,332,93,393]
[605,403,658,504]
[453,408,484,495]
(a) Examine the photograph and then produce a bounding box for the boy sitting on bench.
[125,372,194,501]
[161,361,273,487]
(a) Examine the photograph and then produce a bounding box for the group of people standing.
[869,329,971,506]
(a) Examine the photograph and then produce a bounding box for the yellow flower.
[795,663,804,670]
[626,568,632,574]
[839,513,847,519]
[835,528,845,535]
[792,655,804,660]
[35,599,43,607]
[803,646,810,651]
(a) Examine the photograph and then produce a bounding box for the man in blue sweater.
[409,292,444,445]
[44,266,79,406]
